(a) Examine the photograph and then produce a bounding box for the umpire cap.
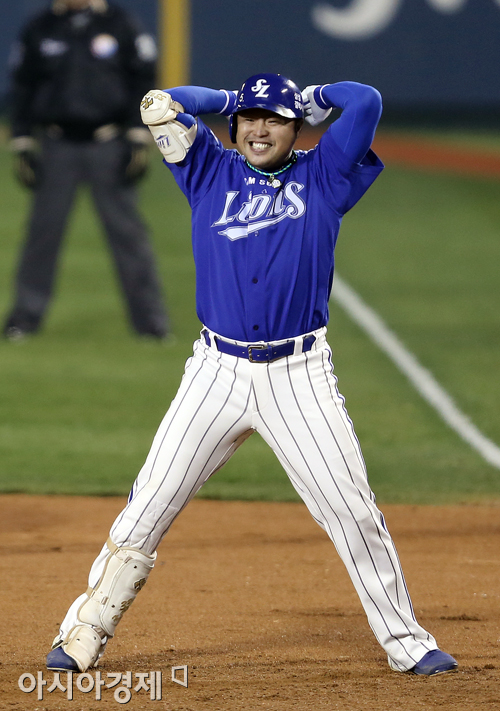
[229,73,304,143]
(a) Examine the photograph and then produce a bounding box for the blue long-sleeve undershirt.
[169,86,234,117]
[314,82,382,163]
[167,81,382,164]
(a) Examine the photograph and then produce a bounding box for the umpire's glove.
[124,128,151,183]
[11,136,40,189]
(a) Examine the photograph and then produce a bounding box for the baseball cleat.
[410,649,458,676]
[46,645,80,672]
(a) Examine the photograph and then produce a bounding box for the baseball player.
[46,74,457,676]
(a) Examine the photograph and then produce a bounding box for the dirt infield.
[212,123,500,179]
[372,133,500,178]
[299,128,500,178]
[1,495,499,710]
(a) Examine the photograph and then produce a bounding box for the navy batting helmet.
[229,73,304,143]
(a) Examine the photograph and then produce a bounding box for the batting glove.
[140,90,184,126]
[301,85,334,126]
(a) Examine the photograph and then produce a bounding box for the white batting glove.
[140,90,184,126]
[301,85,333,126]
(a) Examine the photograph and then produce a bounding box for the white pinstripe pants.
[61,327,437,670]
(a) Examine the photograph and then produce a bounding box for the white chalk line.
[331,275,500,469]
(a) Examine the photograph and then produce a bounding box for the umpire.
[3,0,169,340]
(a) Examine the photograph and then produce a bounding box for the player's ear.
[295,118,304,136]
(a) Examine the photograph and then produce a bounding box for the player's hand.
[123,128,150,183]
[11,136,39,189]
[301,85,333,126]
[140,90,184,126]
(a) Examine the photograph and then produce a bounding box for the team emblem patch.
[40,39,68,57]
[90,34,119,59]
[251,79,270,98]
[141,95,154,110]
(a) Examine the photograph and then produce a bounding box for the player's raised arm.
[168,86,237,117]
[140,87,236,163]
[302,82,382,163]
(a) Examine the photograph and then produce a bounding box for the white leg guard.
[54,625,104,673]
[58,538,156,671]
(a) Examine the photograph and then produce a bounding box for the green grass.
[1,133,500,503]
[331,165,500,503]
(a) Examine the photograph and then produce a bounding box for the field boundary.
[331,276,500,469]
[210,123,500,179]
[298,128,500,178]
[372,132,500,178]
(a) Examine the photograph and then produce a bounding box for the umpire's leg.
[86,137,169,338]
[4,135,81,335]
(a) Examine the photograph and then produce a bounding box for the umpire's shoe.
[411,649,458,676]
[2,314,40,341]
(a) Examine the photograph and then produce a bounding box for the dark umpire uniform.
[3,0,169,340]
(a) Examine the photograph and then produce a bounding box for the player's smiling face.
[236,109,300,171]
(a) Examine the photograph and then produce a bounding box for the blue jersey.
[167,102,383,342]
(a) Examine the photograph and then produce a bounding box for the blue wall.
[2,1,500,113]
[189,0,500,109]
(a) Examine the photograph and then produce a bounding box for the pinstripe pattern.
[110,340,255,552]
[264,355,432,664]
[254,347,432,667]
[58,329,436,671]
[307,350,415,613]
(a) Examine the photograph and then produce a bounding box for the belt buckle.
[248,344,267,363]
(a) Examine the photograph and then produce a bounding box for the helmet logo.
[251,79,270,98]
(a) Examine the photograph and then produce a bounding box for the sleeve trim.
[218,90,231,114]
[317,85,330,110]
